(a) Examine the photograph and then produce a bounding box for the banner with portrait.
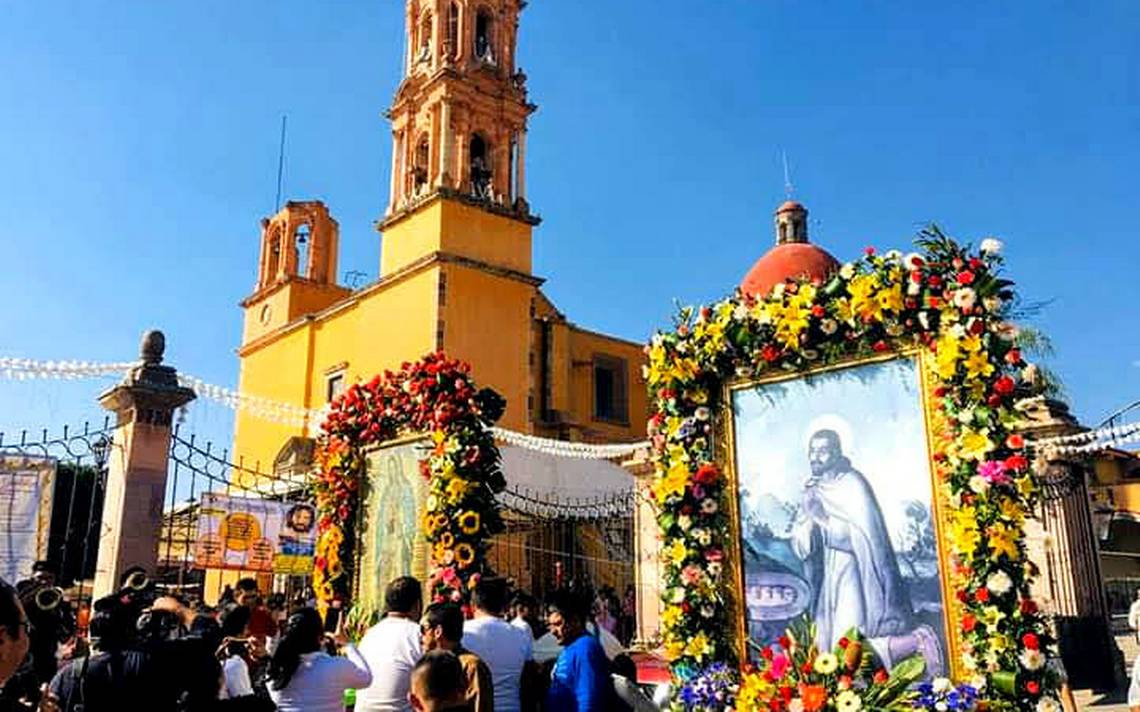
[726,353,954,678]
[0,455,56,584]
[194,492,317,574]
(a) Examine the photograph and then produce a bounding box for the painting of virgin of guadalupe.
[356,439,430,612]
[730,356,951,678]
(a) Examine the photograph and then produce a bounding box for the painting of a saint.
[732,357,948,676]
[357,440,429,613]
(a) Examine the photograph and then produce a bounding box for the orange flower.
[799,684,827,712]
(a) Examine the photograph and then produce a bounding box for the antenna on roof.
[274,115,288,211]
[782,150,795,200]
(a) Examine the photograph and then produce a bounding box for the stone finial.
[141,330,165,364]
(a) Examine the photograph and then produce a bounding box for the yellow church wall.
[566,327,647,442]
[233,324,314,469]
[440,263,534,432]
[380,197,533,277]
[233,267,440,468]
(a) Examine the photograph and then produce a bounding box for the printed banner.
[194,493,316,574]
[0,455,56,584]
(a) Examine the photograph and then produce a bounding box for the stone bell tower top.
[382,0,537,227]
[775,200,808,245]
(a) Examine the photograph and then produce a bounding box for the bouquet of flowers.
[736,623,926,711]
[912,679,978,711]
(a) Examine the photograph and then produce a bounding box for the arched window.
[446,3,459,59]
[469,133,492,199]
[475,9,494,63]
[294,223,311,278]
[413,136,430,194]
[418,12,433,62]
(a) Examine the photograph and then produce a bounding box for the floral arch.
[648,230,1061,711]
[313,353,507,610]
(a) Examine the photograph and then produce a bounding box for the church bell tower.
[378,0,539,278]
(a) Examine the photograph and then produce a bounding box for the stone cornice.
[377,188,541,232]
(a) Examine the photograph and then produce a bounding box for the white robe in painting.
[791,457,913,651]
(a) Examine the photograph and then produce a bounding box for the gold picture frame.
[716,348,961,679]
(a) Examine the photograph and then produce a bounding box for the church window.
[326,371,346,403]
[475,9,494,62]
[447,3,459,58]
[418,12,433,62]
[469,133,492,199]
[592,354,629,423]
[413,136,430,193]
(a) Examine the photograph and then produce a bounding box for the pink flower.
[770,652,791,678]
[681,565,702,585]
[978,459,1011,485]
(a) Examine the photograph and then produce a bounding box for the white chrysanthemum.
[907,280,921,296]
[839,263,856,280]
[986,570,1013,595]
[953,287,977,310]
[677,514,693,532]
[669,587,686,603]
[918,311,931,331]
[969,475,990,494]
[1035,697,1060,712]
[694,529,712,547]
[932,678,953,694]
[1020,648,1046,671]
[707,561,723,577]
[771,283,786,298]
[820,318,838,335]
[733,304,749,321]
[814,652,839,674]
[700,605,715,618]
[836,689,862,711]
[980,237,1004,255]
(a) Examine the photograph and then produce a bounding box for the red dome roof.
[740,242,840,298]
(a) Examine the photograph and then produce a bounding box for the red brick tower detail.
[385,0,535,218]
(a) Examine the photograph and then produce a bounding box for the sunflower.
[439,532,456,548]
[455,543,476,568]
[458,511,481,535]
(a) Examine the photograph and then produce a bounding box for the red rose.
[1006,433,1026,450]
[800,662,813,674]
[1026,680,1040,695]
[681,602,692,614]
[994,375,1016,395]
[987,395,1002,407]
[957,271,976,285]
[928,275,943,288]
[961,613,977,632]
[761,646,774,661]
[1005,454,1028,471]
[779,685,793,702]
[873,668,889,684]
[975,588,990,603]
[865,246,876,256]
[694,464,719,485]
[872,340,889,353]
[910,271,923,284]
[1020,598,1039,615]
[1005,348,1022,365]
[811,305,826,318]
[956,589,969,603]
[904,298,918,310]
[969,257,983,270]
[1022,632,1040,650]
[761,344,781,362]
[928,296,942,308]
[778,635,792,650]
[838,637,850,649]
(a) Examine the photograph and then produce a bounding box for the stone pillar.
[624,455,661,648]
[1021,398,1121,690]
[516,129,527,203]
[388,131,402,214]
[92,331,196,599]
[439,101,453,188]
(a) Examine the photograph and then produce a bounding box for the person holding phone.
[267,607,372,712]
[218,605,256,700]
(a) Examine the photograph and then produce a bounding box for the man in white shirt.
[357,576,424,712]
[1128,649,1140,712]
[509,592,537,642]
[462,578,534,712]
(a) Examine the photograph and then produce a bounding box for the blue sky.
[1,1,1137,455]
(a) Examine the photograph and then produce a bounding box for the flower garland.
[647,230,1062,710]
[313,352,507,610]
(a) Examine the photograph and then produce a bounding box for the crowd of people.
[0,565,659,712]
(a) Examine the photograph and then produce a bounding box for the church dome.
[740,200,839,298]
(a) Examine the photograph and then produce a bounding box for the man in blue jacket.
[544,592,614,712]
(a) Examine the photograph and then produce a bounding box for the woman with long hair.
[218,604,256,700]
[266,607,371,712]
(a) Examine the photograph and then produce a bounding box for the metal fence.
[1,421,637,615]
